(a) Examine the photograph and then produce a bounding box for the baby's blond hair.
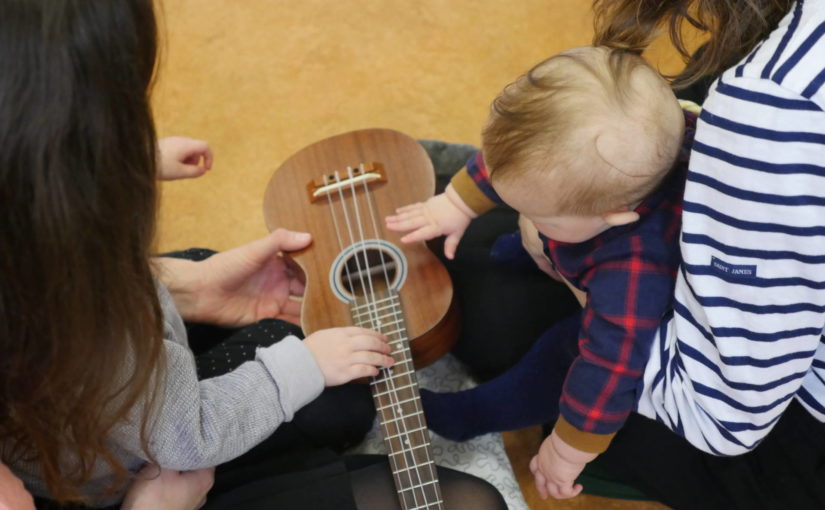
[482,47,683,216]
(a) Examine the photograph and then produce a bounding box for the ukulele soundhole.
[329,239,408,303]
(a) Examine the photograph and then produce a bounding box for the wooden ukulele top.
[262,128,453,347]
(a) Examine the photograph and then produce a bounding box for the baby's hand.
[303,327,394,386]
[529,429,597,500]
[518,215,562,280]
[385,185,475,259]
[158,136,213,181]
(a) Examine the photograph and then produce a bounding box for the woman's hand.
[156,229,311,327]
[121,465,214,510]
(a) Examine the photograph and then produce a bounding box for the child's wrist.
[445,184,478,219]
[550,429,598,464]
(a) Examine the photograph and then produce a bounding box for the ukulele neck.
[350,291,444,510]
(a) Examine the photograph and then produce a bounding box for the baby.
[387,46,697,499]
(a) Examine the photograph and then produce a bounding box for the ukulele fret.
[370,368,415,383]
[351,302,401,319]
[407,501,445,510]
[350,295,396,310]
[384,425,429,439]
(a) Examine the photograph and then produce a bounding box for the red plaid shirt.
[466,111,697,440]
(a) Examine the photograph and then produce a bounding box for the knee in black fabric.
[293,383,375,451]
[348,456,507,510]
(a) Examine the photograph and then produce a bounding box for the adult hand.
[158,136,213,181]
[157,229,311,327]
[121,465,214,510]
[0,462,34,510]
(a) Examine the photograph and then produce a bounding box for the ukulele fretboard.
[351,291,444,510]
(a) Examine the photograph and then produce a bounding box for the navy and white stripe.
[637,0,825,455]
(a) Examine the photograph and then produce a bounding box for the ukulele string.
[325,176,355,288]
[333,170,423,509]
[360,165,441,507]
[345,166,428,509]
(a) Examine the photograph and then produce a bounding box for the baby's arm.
[157,136,213,181]
[385,184,476,259]
[529,430,597,500]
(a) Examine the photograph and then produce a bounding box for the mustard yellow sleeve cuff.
[554,416,616,454]
[449,168,496,216]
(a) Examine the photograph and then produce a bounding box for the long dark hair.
[0,0,165,502]
[593,0,795,87]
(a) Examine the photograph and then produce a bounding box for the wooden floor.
[502,428,670,509]
[154,1,686,507]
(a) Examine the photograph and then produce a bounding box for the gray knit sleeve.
[114,285,325,470]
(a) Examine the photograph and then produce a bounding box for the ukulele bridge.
[307,162,386,202]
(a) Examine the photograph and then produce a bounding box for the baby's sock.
[421,313,580,441]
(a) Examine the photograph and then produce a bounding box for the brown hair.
[0,0,164,502]
[593,0,795,87]
[482,47,682,215]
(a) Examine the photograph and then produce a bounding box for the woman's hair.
[0,0,164,502]
[592,0,795,87]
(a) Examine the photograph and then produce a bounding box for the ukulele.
[263,128,459,510]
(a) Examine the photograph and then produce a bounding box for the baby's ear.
[602,209,640,227]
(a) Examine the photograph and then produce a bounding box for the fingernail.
[294,232,311,242]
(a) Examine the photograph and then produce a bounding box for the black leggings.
[204,454,505,510]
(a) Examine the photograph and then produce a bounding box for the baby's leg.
[421,312,580,441]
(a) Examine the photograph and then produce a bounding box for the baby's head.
[482,46,684,242]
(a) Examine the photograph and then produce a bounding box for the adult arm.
[111,280,325,469]
[638,69,825,454]
[153,229,310,327]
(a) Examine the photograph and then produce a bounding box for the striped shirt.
[637,0,825,456]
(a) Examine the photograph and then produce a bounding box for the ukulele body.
[263,128,458,366]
